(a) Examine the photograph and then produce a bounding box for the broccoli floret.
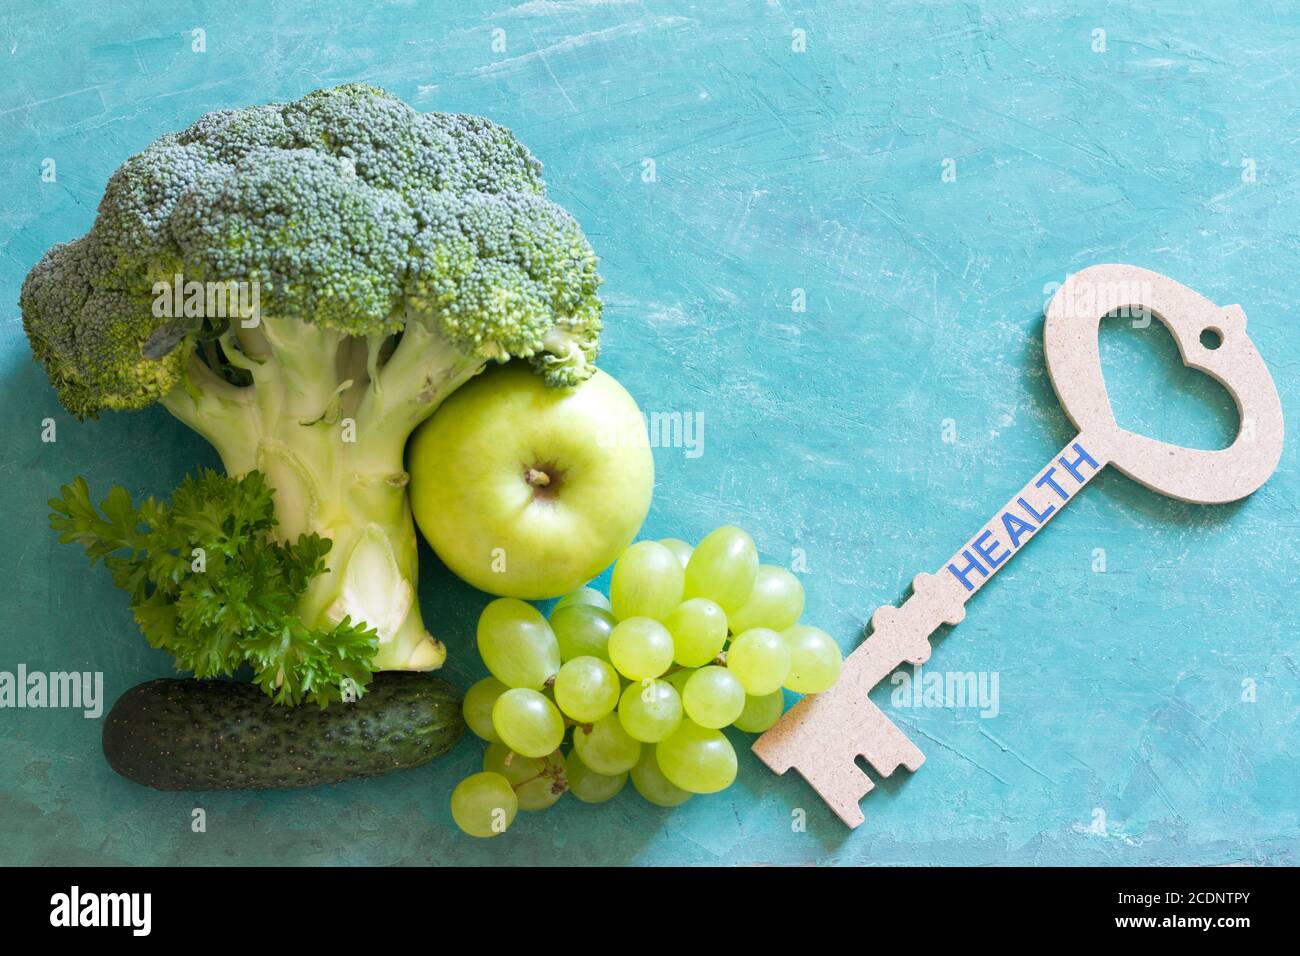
[21,84,604,676]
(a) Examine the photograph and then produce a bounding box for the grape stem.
[661,654,726,679]
[512,755,569,795]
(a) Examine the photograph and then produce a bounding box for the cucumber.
[102,673,464,791]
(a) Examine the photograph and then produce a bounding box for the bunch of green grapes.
[450,526,844,838]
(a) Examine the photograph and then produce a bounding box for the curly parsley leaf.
[49,469,378,707]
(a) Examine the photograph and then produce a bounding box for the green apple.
[409,362,654,600]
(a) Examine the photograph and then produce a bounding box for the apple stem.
[525,468,551,487]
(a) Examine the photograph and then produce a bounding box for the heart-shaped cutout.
[1098,309,1238,452]
[1043,265,1283,504]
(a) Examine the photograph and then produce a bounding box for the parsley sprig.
[49,469,378,707]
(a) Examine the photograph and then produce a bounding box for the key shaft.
[942,435,1107,600]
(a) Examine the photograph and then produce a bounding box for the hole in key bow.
[1098,309,1238,451]
[1200,327,1223,350]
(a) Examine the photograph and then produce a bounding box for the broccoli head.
[22,83,602,418]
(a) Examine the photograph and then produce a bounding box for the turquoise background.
[1,1,1296,865]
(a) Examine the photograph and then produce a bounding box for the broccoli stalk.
[159,318,488,670]
[22,85,603,678]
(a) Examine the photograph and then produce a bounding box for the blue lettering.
[1058,442,1100,483]
[972,530,1008,569]
[1002,510,1036,550]
[947,549,987,592]
[1017,495,1055,523]
[1035,466,1070,502]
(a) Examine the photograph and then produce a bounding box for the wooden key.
[752,265,1285,828]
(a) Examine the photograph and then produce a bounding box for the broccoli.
[22,84,603,675]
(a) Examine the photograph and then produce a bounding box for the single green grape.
[477,597,560,689]
[618,678,684,742]
[549,603,617,663]
[683,525,758,612]
[727,627,792,695]
[552,586,612,614]
[630,746,693,807]
[728,565,805,633]
[610,540,685,621]
[553,656,621,723]
[732,689,786,733]
[483,743,567,812]
[659,538,693,568]
[565,751,628,804]
[665,597,728,667]
[782,624,844,693]
[492,688,565,758]
[608,617,675,680]
[656,720,738,794]
[571,712,642,775]
[450,772,518,838]
[463,676,508,743]
[682,665,746,728]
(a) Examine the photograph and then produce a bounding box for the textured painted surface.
[0,1,1296,865]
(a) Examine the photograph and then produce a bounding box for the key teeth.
[803,758,875,829]
[838,805,867,829]
[836,777,872,829]
[755,704,927,829]
[751,739,791,775]
[803,749,929,830]
[859,721,927,781]
[872,746,926,777]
